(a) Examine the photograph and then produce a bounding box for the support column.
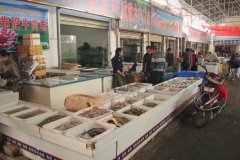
[177,38,181,72]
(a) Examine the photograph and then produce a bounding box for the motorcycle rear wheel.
[194,111,211,128]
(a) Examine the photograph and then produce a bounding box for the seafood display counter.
[0,78,201,160]
[22,71,113,108]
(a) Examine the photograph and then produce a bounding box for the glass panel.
[151,42,162,52]
[120,38,142,62]
[61,25,108,68]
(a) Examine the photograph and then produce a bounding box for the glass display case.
[121,38,142,62]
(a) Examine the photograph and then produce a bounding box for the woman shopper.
[111,48,126,88]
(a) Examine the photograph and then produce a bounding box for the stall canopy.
[209,26,240,36]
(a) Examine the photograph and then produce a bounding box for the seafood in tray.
[65,121,115,142]
[126,97,141,104]
[144,102,158,108]
[38,115,67,127]
[98,92,121,103]
[77,107,111,119]
[4,107,29,115]
[110,102,127,111]
[107,116,129,127]
[16,110,46,119]
[54,118,82,131]
[77,128,106,139]
[124,108,146,116]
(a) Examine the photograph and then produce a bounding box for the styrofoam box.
[103,100,131,112]
[127,82,153,90]
[146,89,178,96]
[125,96,142,105]
[98,112,136,128]
[116,105,150,119]
[74,106,113,120]
[145,94,172,101]
[154,85,169,91]
[97,91,122,103]
[0,91,19,105]
[26,111,69,126]
[65,121,116,143]
[42,115,89,134]
[132,99,163,109]
[0,104,37,117]
[11,107,52,121]
[130,92,154,99]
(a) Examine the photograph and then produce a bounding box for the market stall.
[0,77,201,160]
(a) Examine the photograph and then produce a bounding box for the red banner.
[208,26,240,36]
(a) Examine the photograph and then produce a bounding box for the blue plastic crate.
[177,71,196,77]
[164,72,177,81]
[194,71,205,78]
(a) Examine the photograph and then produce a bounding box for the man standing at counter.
[142,46,152,83]
[150,48,166,85]
[0,49,21,91]
[111,48,126,88]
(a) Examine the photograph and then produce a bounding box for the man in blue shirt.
[111,48,126,88]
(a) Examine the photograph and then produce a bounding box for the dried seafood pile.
[124,108,146,116]
[78,107,110,118]
[38,115,67,127]
[55,119,81,131]
[107,116,129,127]
[111,102,126,111]
[17,110,46,119]
[126,98,139,104]
[77,128,106,139]
[115,87,129,92]
[4,107,28,114]
[144,102,158,108]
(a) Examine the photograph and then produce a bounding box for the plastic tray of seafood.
[42,115,89,134]
[127,82,153,89]
[103,100,130,112]
[125,96,142,105]
[116,106,150,118]
[145,94,172,101]
[132,99,163,109]
[11,107,52,121]
[98,112,135,128]
[0,104,37,117]
[65,121,115,143]
[130,92,154,99]
[74,106,113,120]
[26,110,71,127]
[97,91,122,103]
[146,89,178,96]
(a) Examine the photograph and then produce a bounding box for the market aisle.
[131,80,240,160]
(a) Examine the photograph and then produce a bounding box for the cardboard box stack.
[18,34,46,78]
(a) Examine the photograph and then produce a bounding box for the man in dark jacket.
[0,49,21,91]
[142,46,152,83]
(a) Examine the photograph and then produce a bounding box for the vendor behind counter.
[0,49,21,92]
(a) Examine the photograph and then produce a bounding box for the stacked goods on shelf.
[18,34,46,78]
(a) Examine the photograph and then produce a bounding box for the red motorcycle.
[193,64,228,127]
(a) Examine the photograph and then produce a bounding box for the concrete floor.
[131,80,240,160]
